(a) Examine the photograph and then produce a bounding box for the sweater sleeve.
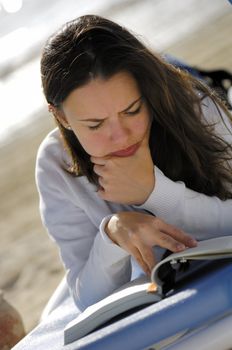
[135,97,232,240]
[137,167,232,239]
[35,132,131,310]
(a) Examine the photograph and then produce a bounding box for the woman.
[37,15,232,310]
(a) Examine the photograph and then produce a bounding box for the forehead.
[62,71,141,117]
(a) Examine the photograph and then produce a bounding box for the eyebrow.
[78,96,142,122]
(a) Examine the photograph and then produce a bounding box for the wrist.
[104,216,118,245]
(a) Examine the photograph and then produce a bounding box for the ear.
[48,104,71,130]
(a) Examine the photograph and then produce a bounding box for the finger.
[97,189,120,203]
[129,245,151,276]
[97,187,108,201]
[154,219,197,248]
[135,242,156,272]
[91,156,109,165]
[93,164,105,176]
[152,230,187,253]
[98,176,108,189]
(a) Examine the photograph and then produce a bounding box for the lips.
[110,142,140,157]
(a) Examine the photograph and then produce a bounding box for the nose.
[108,117,130,144]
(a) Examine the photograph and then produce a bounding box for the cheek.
[73,130,107,157]
[133,113,150,135]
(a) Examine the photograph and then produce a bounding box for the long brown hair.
[41,15,232,199]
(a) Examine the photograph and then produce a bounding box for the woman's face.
[61,71,151,157]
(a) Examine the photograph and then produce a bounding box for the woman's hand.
[91,130,155,205]
[105,211,197,275]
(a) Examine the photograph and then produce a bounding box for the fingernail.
[176,243,186,251]
[189,238,198,246]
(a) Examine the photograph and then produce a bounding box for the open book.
[64,235,232,344]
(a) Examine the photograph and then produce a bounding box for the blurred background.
[0,0,231,333]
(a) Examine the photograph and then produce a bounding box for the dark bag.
[165,55,232,109]
[195,68,232,109]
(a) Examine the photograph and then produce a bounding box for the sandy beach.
[0,2,231,338]
[0,111,64,332]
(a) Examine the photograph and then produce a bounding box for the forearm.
[73,230,131,310]
[43,212,131,311]
[136,167,232,239]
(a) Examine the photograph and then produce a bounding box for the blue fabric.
[163,54,203,79]
[13,295,78,350]
[13,262,232,350]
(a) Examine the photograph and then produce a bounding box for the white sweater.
[35,97,232,310]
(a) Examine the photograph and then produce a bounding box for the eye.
[88,122,103,130]
[125,102,143,116]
